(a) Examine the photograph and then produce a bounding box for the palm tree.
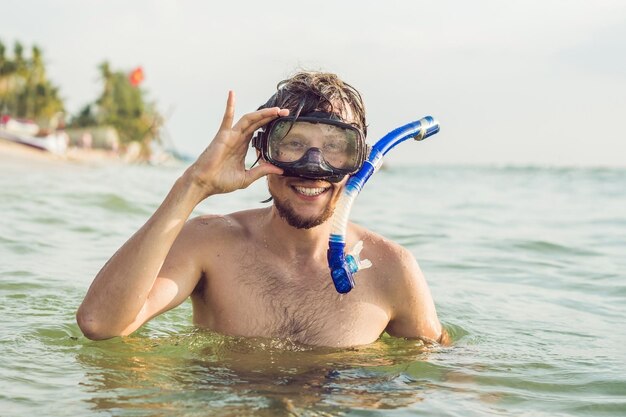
[0,39,64,125]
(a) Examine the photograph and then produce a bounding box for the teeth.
[294,186,328,196]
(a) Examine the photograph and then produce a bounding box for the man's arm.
[384,247,448,344]
[76,179,203,339]
[76,92,288,340]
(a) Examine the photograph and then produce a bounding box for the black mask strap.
[249,153,262,169]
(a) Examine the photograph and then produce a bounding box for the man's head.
[254,72,368,182]
[258,71,367,229]
[259,71,367,136]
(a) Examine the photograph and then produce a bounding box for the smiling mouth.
[292,185,330,197]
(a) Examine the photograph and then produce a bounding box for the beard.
[272,194,335,229]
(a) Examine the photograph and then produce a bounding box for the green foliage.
[72,104,98,128]
[71,61,162,146]
[0,39,64,122]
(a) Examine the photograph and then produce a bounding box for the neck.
[261,206,333,263]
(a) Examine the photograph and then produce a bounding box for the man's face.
[268,174,347,229]
[265,106,359,230]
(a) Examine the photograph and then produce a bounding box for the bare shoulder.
[349,223,419,286]
[184,208,267,242]
[169,210,265,287]
[350,222,442,342]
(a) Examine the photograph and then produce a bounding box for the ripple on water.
[0,235,51,255]
[512,239,601,257]
[63,191,153,216]
[30,216,68,226]
[67,225,99,234]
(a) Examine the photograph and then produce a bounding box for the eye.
[280,136,309,151]
[285,140,305,149]
[323,140,347,153]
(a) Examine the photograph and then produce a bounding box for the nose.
[302,148,324,165]
[288,147,335,178]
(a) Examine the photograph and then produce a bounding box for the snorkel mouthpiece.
[327,116,440,294]
[328,239,372,293]
[328,242,355,293]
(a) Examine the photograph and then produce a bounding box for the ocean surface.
[1,155,625,416]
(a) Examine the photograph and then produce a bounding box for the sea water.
[0,155,625,416]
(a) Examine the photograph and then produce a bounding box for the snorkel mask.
[253,112,368,182]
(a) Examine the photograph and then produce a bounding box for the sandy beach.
[0,137,124,166]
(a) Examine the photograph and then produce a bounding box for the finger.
[242,163,284,188]
[219,90,236,131]
[234,107,289,136]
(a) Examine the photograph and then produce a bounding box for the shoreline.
[0,137,127,166]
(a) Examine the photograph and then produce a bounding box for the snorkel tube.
[327,116,440,293]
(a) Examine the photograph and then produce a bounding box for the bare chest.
[193,254,389,347]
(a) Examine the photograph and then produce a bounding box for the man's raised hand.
[184,91,289,198]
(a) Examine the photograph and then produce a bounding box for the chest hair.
[235,250,353,343]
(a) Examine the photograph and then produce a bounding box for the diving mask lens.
[267,119,363,173]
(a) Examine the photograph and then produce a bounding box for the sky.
[3,0,626,167]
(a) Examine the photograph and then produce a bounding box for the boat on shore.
[0,115,68,154]
[1,115,182,165]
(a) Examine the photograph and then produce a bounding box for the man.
[77,72,445,347]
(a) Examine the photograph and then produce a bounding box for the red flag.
[129,66,145,87]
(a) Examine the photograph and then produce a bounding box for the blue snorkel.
[327,116,440,293]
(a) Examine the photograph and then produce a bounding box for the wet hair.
[259,71,367,137]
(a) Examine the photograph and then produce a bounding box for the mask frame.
[252,112,368,182]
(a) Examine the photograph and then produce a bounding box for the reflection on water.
[76,331,451,416]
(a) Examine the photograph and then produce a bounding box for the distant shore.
[0,137,125,166]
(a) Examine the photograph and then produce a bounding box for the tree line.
[0,39,161,147]
[0,40,64,124]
